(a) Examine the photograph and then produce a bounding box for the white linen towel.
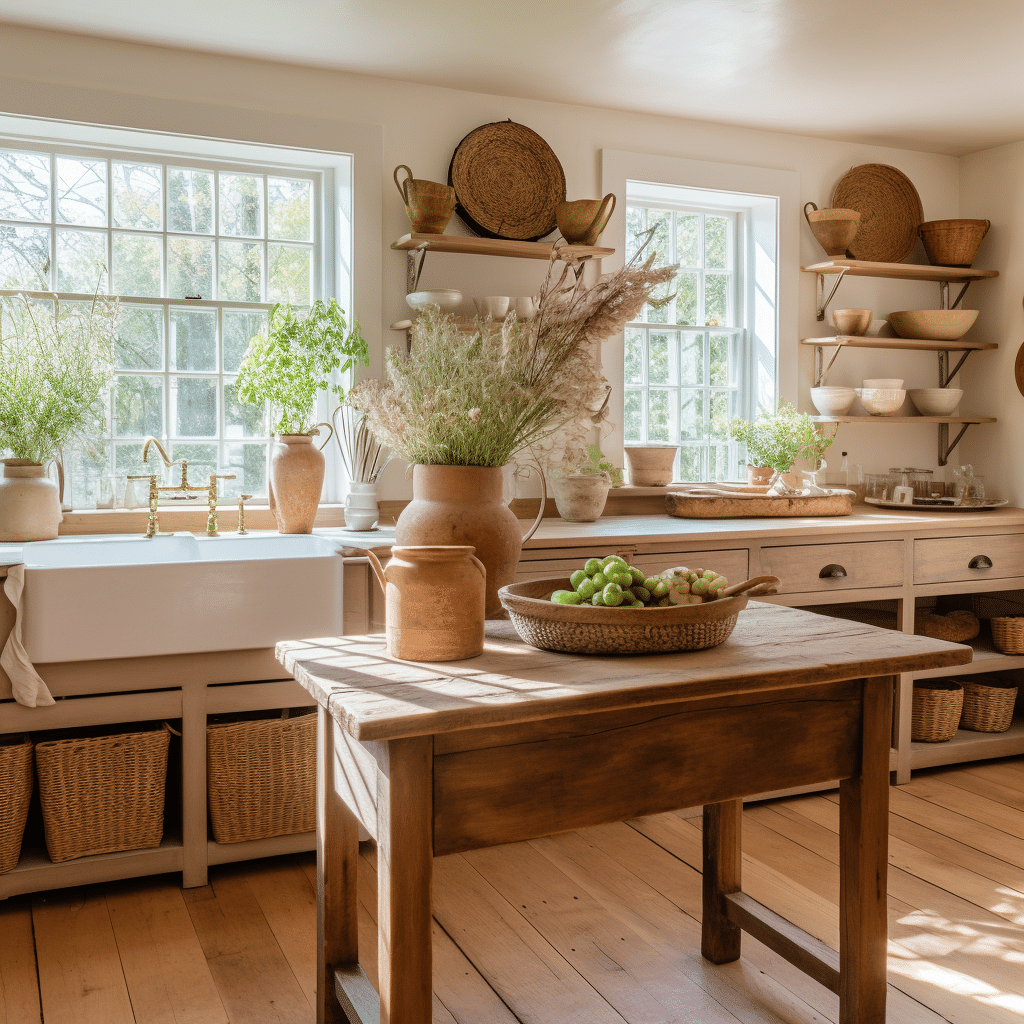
[1,563,55,707]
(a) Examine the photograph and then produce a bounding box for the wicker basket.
[911,680,963,742]
[498,575,779,655]
[207,710,316,844]
[991,616,1024,654]
[914,609,980,643]
[960,679,1018,733]
[0,735,33,874]
[35,726,170,863]
[918,219,990,268]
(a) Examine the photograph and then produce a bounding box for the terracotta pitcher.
[268,424,333,534]
[803,202,860,257]
[556,193,616,246]
[0,460,62,542]
[394,464,545,618]
[366,545,485,661]
[394,164,457,234]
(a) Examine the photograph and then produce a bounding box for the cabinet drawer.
[628,548,749,582]
[914,534,1024,584]
[759,540,904,594]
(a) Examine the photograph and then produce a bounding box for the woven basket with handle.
[911,680,963,742]
[960,679,1017,733]
[0,735,33,874]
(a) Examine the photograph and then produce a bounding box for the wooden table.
[277,602,972,1024]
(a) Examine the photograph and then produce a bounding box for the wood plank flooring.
[4,759,1024,1023]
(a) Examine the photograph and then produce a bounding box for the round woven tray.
[914,609,980,643]
[911,680,963,742]
[833,163,923,262]
[499,577,759,655]
[449,120,566,241]
[960,679,1017,733]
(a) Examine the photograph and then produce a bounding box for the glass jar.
[888,467,933,500]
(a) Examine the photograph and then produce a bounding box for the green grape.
[702,570,719,581]
[591,571,608,588]
[628,566,647,585]
[652,580,671,598]
[569,569,588,589]
[630,585,652,603]
[608,570,633,588]
[691,578,711,596]
[551,590,581,604]
[602,582,624,606]
[576,578,598,600]
[643,577,660,592]
[601,554,627,569]
[687,594,704,604]
[584,557,602,576]
[592,592,607,606]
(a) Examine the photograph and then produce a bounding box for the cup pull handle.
[819,563,847,578]
[969,555,993,569]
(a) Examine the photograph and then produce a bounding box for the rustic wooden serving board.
[666,484,854,519]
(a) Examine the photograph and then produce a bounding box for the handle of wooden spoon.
[718,575,781,598]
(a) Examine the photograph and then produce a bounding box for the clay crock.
[623,445,678,486]
[268,432,330,534]
[394,464,544,618]
[366,545,485,661]
[0,460,62,542]
[549,472,611,523]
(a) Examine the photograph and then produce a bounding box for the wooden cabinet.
[913,533,1024,585]
[759,539,903,594]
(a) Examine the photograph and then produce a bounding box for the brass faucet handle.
[237,493,253,535]
[204,474,237,536]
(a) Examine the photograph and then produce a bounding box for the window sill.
[58,504,349,535]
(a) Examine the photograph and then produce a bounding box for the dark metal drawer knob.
[819,563,848,578]
[968,555,993,569]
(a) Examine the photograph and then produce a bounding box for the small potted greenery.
[728,403,833,493]
[236,298,367,533]
[0,293,118,540]
[548,444,622,522]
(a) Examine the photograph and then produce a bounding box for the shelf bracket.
[939,280,971,311]
[938,421,972,466]
[405,244,428,294]
[815,269,848,321]
[938,348,972,387]
[814,340,846,387]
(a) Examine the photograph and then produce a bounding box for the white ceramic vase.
[344,481,380,531]
[549,473,611,523]
[0,460,63,541]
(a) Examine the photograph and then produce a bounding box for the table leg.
[377,736,433,1024]
[701,798,742,964]
[317,708,360,1024]
[839,675,893,1024]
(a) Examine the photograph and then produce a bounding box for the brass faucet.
[129,436,236,538]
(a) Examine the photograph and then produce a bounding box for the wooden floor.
[4,758,1024,1023]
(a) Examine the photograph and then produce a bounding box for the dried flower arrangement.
[349,250,677,468]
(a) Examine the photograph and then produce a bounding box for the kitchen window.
[0,134,340,509]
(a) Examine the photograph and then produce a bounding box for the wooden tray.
[666,484,854,519]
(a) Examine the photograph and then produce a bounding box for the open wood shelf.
[909,717,1024,769]
[801,336,998,352]
[913,636,1024,679]
[801,259,999,282]
[207,831,315,865]
[809,415,997,424]
[392,232,614,261]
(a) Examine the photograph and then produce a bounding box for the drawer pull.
[969,555,993,569]
[819,563,848,578]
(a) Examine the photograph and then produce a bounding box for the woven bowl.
[888,309,979,341]
[919,219,990,268]
[498,576,778,655]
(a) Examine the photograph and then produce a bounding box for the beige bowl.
[888,309,978,341]
[863,378,904,389]
[623,445,678,486]
[810,387,857,416]
[832,308,872,336]
[908,388,963,416]
[406,289,462,312]
[857,388,906,416]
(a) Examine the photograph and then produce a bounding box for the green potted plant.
[548,444,622,522]
[0,293,118,540]
[236,298,368,533]
[728,403,833,492]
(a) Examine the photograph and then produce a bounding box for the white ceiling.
[1,0,1023,156]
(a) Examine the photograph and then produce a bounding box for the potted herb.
[0,293,118,540]
[548,444,622,522]
[728,403,833,493]
[236,298,368,533]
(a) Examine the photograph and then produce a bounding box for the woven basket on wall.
[207,710,316,844]
[911,680,963,742]
[960,679,1018,733]
[35,726,170,863]
[991,617,1024,654]
[0,735,33,873]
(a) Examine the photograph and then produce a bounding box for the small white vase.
[0,460,63,542]
[549,473,611,523]
[344,481,379,531]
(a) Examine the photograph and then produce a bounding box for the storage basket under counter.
[207,708,316,844]
[0,734,33,873]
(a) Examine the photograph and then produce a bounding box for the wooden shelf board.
[909,717,1024,768]
[800,336,998,351]
[392,233,614,260]
[913,637,1024,679]
[207,831,316,865]
[809,415,996,424]
[801,259,998,282]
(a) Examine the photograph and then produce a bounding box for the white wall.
[0,23,969,498]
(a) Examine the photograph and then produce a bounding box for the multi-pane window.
[623,201,745,482]
[0,144,320,507]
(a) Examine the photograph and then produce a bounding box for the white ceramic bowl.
[406,288,462,312]
[863,378,904,389]
[810,386,857,416]
[908,388,963,416]
[857,388,906,416]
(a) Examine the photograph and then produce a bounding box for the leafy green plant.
[0,293,118,464]
[235,299,368,435]
[556,444,623,485]
[728,403,833,477]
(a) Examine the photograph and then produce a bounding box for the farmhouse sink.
[16,532,344,663]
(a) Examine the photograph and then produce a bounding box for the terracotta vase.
[268,426,332,534]
[366,545,485,661]
[746,466,774,487]
[549,473,611,523]
[394,464,545,618]
[623,445,678,486]
[0,460,62,542]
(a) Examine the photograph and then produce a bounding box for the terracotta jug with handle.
[394,164,457,234]
[366,545,485,661]
[556,193,616,246]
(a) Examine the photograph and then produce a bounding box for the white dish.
[865,497,1007,512]
[810,386,857,416]
[908,388,963,416]
[406,288,462,311]
[856,387,906,415]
